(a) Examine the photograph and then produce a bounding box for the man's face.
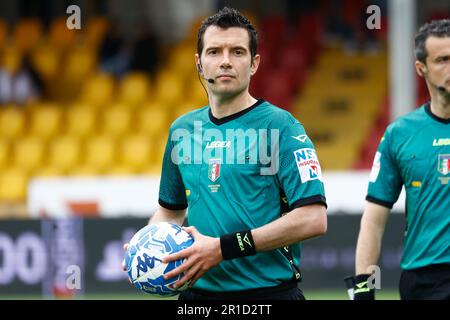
[419,36,450,92]
[197,26,259,97]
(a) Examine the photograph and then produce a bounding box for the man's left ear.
[250,55,260,75]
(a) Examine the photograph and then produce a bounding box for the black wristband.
[220,230,256,260]
[353,274,375,300]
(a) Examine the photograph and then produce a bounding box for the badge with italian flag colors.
[208,158,221,182]
[438,154,450,175]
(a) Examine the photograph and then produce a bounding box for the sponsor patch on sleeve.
[369,151,381,182]
[293,148,322,182]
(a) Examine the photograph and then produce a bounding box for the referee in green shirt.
[146,7,327,300]
[353,19,450,300]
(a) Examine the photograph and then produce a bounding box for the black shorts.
[399,263,450,300]
[178,279,305,300]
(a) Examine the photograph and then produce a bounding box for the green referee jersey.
[158,99,327,292]
[367,103,450,270]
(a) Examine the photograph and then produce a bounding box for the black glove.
[353,274,375,300]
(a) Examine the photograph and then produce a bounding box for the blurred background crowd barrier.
[0,0,448,299]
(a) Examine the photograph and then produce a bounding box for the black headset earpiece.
[197,63,203,74]
[420,68,426,77]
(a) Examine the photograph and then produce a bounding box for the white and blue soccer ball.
[125,222,194,296]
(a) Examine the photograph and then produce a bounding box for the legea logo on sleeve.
[293,148,322,182]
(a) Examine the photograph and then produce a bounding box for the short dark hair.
[415,19,450,63]
[197,7,258,59]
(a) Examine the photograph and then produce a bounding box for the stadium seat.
[120,135,153,171]
[0,107,26,139]
[168,43,197,80]
[137,107,168,138]
[1,46,22,74]
[141,164,163,175]
[118,73,151,107]
[0,139,9,169]
[108,164,136,176]
[172,102,197,121]
[101,106,133,137]
[0,167,28,202]
[186,79,209,106]
[48,135,81,172]
[12,136,45,173]
[29,104,62,139]
[80,73,115,108]
[31,43,60,82]
[70,165,101,176]
[13,18,42,52]
[66,104,98,137]
[84,135,116,172]
[260,15,287,44]
[152,136,168,164]
[63,46,96,81]
[33,166,65,178]
[154,71,184,106]
[49,17,78,50]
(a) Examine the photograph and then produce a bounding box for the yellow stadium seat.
[154,72,184,106]
[141,163,162,176]
[108,165,136,176]
[168,43,197,79]
[13,136,45,173]
[63,46,96,81]
[101,106,132,137]
[173,102,197,120]
[33,166,65,178]
[13,18,42,51]
[0,107,26,139]
[2,46,22,74]
[118,72,151,107]
[48,135,81,171]
[49,17,78,50]
[0,167,28,202]
[31,43,60,81]
[0,139,9,169]
[84,135,116,171]
[152,136,168,164]
[80,73,115,108]
[187,79,209,106]
[66,104,97,137]
[30,104,62,139]
[137,107,168,138]
[70,165,101,176]
[120,135,153,171]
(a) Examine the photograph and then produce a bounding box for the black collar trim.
[208,99,265,125]
[425,102,450,124]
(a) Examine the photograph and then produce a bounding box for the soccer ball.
[125,222,194,296]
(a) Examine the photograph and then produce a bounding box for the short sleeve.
[274,116,327,210]
[366,127,402,208]
[158,129,188,210]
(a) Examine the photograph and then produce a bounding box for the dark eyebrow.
[233,46,248,52]
[205,45,249,52]
[205,46,219,51]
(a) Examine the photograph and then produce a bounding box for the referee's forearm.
[251,204,327,252]
[148,206,186,226]
[355,202,389,274]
